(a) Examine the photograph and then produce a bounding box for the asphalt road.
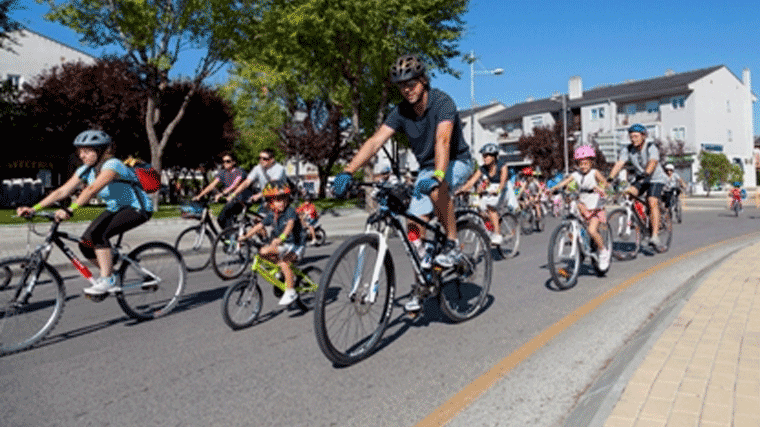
[1,198,758,427]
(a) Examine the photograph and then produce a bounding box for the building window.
[727,100,731,113]
[5,74,21,90]
[591,107,605,121]
[646,101,659,113]
[531,116,543,127]
[671,96,685,109]
[672,127,686,141]
[626,104,636,115]
[728,130,733,142]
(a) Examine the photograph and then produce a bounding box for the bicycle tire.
[547,222,581,289]
[295,266,322,312]
[438,218,492,322]
[520,210,533,235]
[673,196,682,224]
[497,212,520,258]
[607,208,641,260]
[0,257,65,356]
[591,223,612,276]
[313,227,326,247]
[174,225,215,272]
[211,225,253,280]
[535,212,545,232]
[116,241,187,320]
[221,276,262,330]
[654,209,673,253]
[313,234,395,366]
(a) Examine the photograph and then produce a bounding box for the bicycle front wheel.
[607,209,641,260]
[547,222,581,289]
[313,227,326,247]
[497,212,520,259]
[212,226,253,280]
[221,276,262,330]
[520,210,533,235]
[313,234,395,366]
[439,218,492,322]
[174,225,214,272]
[116,242,186,320]
[0,257,65,356]
[654,209,673,253]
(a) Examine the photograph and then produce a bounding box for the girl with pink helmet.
[549,145,611,270]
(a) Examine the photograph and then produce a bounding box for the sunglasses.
[259,156,271,161]
[397,79,419,91]
[222,159,234,164]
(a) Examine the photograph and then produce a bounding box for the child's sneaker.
[490,234,503,245]
[84,275,120,295]
[598,249,611,270]
[404,296,422,312]
[278,288,297,306]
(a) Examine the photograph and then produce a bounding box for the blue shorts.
[408,158,474,217]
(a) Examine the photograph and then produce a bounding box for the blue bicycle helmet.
[628,123,647,134]
[479,143,499,155]
[73,130,113,147]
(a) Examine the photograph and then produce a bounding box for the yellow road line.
[414,232,759,427]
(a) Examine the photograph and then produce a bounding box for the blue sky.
[11,0,760,134]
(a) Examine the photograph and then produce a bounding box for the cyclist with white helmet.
[607,124,667,250]
[663,163,686,210]
[457,143,508,245]
[17,130,154,295]
[550,145,611,270]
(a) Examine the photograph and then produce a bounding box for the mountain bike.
[518,198,545,234]
[313,182,492,366]
[174,199,220,272]
[210,210,266,280]
[220,238,321,330]
[547,191,611,289]
[454,193,520,259]
[607,192,672,260]
[0,211,186,355]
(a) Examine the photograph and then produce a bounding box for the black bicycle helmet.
[390,55,427,83]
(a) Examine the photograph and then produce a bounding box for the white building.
[0,29,96,90]
[459,102,506,157]
[480,66,757,189]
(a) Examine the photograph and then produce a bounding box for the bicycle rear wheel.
[520,210,533,235]
[547,222,581,289]
[174,225,214,272]
[221,275,262,330]
[497,212,520,258]
[0,257,65,355]
[295,266,322,311]
[591,223,612,276]
[673,195,682,223]
[313,234,395,366]
[116,242,186,320]
[654,208,673,253]
[212,225,253,280]
[439,218,492,322]
[313,227,326,247]
[607,208,641,260]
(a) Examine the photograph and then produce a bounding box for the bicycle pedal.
[84,293,108,303]
[557,268,570,278]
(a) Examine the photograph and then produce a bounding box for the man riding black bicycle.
[330,54,473,312]
[607,124,667,250]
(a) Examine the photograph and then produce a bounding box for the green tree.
[0,0,22,52]
[696,151,741,196]
[242,0,467,145]
[40,0,244,196]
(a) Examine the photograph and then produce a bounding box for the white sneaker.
[404,296,422,312]
[84,275,120,295]
[490,234,503,245]
[278,288,297,306]
[434,240,461,268]
[649,235,661,248]
[598,249,611,270]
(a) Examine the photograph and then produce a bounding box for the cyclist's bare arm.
[18,173,82,216]
[344,125,396,174]
[194,177,221,200]
[607,160,626,181]
[457,169,482,195]
[644,159,658,176]
[549,175,574,192]
[433,121,453,176]
[594,170,608,193]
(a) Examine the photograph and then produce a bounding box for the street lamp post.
[551,93,570,175]
[468,50,504,151]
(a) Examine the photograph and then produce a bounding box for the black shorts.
[632,180,664,199]
[79,207,152,258]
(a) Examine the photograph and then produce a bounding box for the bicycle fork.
[349,230,389,305]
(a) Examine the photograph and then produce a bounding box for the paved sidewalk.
[603,240,760,426]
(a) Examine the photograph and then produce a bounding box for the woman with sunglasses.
[194,151,247,230]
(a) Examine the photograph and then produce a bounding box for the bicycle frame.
[249,253,318,293]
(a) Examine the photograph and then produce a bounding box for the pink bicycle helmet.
[574,145,596,160]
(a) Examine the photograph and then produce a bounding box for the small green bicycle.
[220,239,322,330]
